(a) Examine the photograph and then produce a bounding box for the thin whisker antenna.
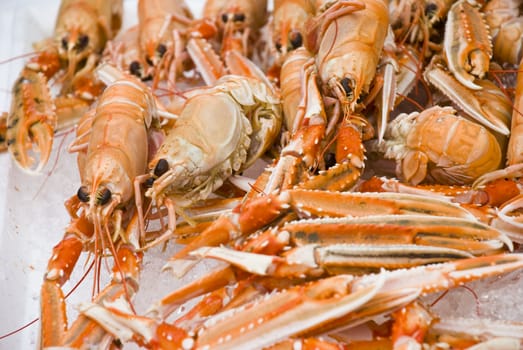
[66,258,96,298]
[396,93,424,111]
[0,318,39,340]
[103,219,137,315]
[33,128,75,200]
[0,51,39,65]
[248,182,266,195]
[0,258,95,340]
[92,214,104,297]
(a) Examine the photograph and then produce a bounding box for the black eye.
[98,188,112,205]
[144,177,155,188]
[221,13,228,23]
[112,338,123,348]
[233,13,245,22]
[154,158,169,177]
[77,186,90,202]
[157,44,167,57]
[324,152,336,170]
[341,77,352,97]
[289,32,303,50]
[129,61,142,77]
[275,42,282,52]
[145,56,154,66]
[76,34,89,51]
[61,37,68,50]
[425,3,438,19]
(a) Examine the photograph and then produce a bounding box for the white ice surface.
[0,1,522,349]
[0,1,209,349]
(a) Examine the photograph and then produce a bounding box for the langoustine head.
[73,65,155,238]
[378,106,502,185]
[313,0,389,113]
[54,0,122,73]
[146,75,281,209]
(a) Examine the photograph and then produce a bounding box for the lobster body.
[380,106,502,185]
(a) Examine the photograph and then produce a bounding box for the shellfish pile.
[0,0,523,349]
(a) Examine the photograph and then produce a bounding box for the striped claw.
[444,0,492,90]
[6,67,91,173]
[279,189,474,219]
[238,189,475,236]
[280,215,513,255]
[7,68,57,173]
[353,253,523,295]
[424,59,511,136]
[428,317,523,347]
[79,254,523,349]
[191,244,474,277]
[80,274,385,350]
[162,189,478,278]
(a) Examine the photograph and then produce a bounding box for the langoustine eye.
[156,44,167,57]
[340,77,353,98]
[97,188,112,205]
[154,158,169,177]
[233,13,245,22]
[75,34,89,52]
[289,32,303,50]
[77,186,90,202]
